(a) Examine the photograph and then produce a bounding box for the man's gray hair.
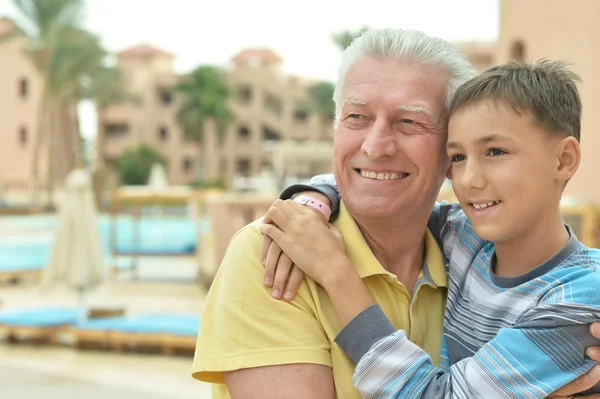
[333,28,476,122]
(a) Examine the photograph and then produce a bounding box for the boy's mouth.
[470,200,501,210]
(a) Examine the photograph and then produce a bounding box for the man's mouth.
[470,200,501,210]
[357,169,409,181]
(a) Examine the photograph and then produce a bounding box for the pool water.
[0,215,210,270]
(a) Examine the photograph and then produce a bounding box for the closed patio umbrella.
[45,167,104,322]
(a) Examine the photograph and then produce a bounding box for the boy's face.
[446,100,564,243]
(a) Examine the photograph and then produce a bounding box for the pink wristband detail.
[293,194,332,221]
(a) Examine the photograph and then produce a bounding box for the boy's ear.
[556,136,580,181]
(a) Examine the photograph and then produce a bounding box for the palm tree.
[307,81,335,123]
[331,26,369,51]
[172,65,232,179]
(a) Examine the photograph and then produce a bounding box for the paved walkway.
[0,345,212,399]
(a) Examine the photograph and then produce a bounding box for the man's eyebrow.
[395,105,436,121]
[343,99,367,107]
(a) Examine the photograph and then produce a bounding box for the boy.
[260,60,600,397]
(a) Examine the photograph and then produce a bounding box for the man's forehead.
[341,58,448,111]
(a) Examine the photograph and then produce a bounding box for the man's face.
[447,100,562,243]
[333,58,449,219]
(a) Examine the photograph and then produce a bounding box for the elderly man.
[192,29,600,399]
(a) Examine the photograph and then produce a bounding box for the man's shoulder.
[231,217,264,242]
[208,218,264,290]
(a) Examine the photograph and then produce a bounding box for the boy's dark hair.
[449,60,582,142]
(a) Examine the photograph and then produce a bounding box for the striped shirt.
[303,175,600,399]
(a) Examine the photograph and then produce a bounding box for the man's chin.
[344,197,398,219]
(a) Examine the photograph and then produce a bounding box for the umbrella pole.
[78,286,88,324]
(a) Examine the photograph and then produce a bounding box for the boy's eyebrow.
[447,134,510,149]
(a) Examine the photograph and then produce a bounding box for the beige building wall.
[222,49,333,185]
[497,0,600,202]
[97,47,334,188]
[456,42,496,72]
[97,45,199,186]
[0,18,44,189]
[0,18,82,202]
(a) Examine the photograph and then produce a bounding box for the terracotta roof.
[117,44,175,59]
[232,48,282,64]
[0,17,16,37]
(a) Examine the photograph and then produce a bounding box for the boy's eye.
[450,154,466,163]
[488,148,506,156]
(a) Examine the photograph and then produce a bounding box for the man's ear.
[555,136,580,181]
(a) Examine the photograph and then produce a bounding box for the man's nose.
[361,120,397,159]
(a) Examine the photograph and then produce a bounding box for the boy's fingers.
[550,365,600,396]
[262,234,272,265]
[271,253,293,299]
[263,239,282,287]
[283,266,305,301]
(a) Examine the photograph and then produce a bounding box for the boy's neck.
[493,210,570,278]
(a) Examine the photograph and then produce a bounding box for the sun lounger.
[0,307,79,343]
[70,313,200,354]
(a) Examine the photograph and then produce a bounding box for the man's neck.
[494,210,569,277]
[353,209,430,294]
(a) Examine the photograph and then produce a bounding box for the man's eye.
[401,119,416,125]
[348,114,363,119]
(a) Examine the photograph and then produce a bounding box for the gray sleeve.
[279,174,341,221]
[334,304,397,364]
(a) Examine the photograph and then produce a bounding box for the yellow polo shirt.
[192,202,447,399]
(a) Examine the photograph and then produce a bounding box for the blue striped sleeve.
[351,273,600,398]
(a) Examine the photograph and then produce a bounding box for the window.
[294,109,308,123]
[19,78,28,99]
[238,126,250,139]
[182,157,193,173]
[237,158,251,177]
[158,89,172,105]
[264,93,282,116]
[262,126,281,143]
[239,86,252,103]
[104,123,129,136]
[159,125,168,141]
[19,126,27,145]
[510,40,526,61]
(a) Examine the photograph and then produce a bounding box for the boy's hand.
[547,322,600,398]
[261,192,331,300]
[260,199,346,289]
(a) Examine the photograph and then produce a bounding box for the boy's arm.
[335,281,600,398]
[427,202,464,260]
